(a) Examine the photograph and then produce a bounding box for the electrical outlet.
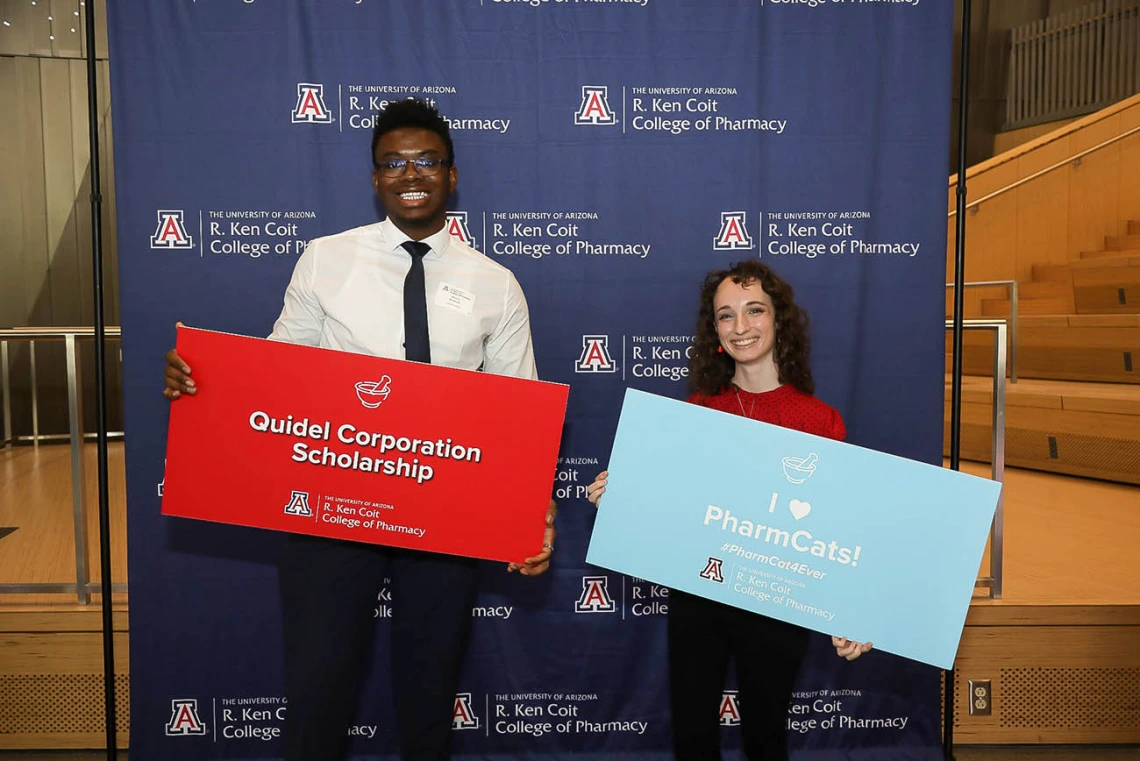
[968,679,992,716]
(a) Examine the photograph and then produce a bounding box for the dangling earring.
[717,346,724,354]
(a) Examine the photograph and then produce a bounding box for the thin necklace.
[734,386,757,419]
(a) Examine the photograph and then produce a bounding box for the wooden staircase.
[946,221,1140,483]
[974,222,1140,318]
[944,376,1140,485]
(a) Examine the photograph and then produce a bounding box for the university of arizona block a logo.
[575,335,616,374]
[575,86,617,126]
[575,576,616,613]
[283,490,312,517]
[714,212,753,250]
[151,210,194,250]
[699,557,724,583]
[452,693,479,730]
[166,699,208,736]
[446,212,477,250]
[719,691,741,726]
[292,83,333,124]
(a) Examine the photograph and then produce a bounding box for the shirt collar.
[381,217,451,261]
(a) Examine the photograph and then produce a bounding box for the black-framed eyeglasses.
[375,156,450,178]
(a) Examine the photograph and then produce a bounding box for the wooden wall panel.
[96,0,109,60]
[2,631,129,674]
[1067,114,1124,256]
[0,58,28,329]
[35,59,81,434]
[70,59,95,328]
[1119,105,1140,227]
[993,117,1078,154]
[1014,136,1070,277]
[16,57,51,327]
[954,624,1140,743]
[946,95,1140,311]
[7,1,53,57]
[48,0,83,59]
[960,161,1023,285]
[41,58,82,327]
[99,59,120,326]
[0,0,104,58]
[0,625,130,751]
[0,2,32,55]
[2,48,121,437]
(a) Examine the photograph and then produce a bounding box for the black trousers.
[668,590,811,761]
[278,534,479,761]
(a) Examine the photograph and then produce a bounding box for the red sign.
[161,327,569,563]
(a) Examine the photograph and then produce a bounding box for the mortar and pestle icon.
[355,376,392,409]
[781,452,818,483]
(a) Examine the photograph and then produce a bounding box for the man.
[164,98,556,761]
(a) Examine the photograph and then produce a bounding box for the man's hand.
[507,499,557,577]
[832,636,873,661]
[163,323,195,400]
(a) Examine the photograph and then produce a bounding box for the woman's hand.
[832,636,872,661]
[586,471,608,508]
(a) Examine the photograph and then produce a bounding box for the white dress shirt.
[269,218,537,380]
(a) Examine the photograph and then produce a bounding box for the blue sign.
[587,390,1001,670]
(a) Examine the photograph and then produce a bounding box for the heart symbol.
[789,499,811,521]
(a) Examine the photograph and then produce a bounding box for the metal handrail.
[945,280,1019,383]
[1,326,124,445]
[0,326,124,603]
[3,326,123,336]
[945,318,1007,600]
[947,123,1140,217]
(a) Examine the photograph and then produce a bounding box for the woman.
[587,260,871,761]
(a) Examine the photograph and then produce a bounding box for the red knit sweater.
[687,384,846,441]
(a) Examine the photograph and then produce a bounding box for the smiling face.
[713,277,777,370]
[371,127,458,240]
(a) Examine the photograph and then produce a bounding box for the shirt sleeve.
[483,270,538,380]
[268,240,324,346]
[826,406,847,442]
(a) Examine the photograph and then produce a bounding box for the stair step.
[1079,247,1140,260]
[1037,255,1140,282]
[944,317,1140,384]
[1031,264,1073,283]
[1019,281,1073,299]
[1075,284,1139,314]
[1105,233,1140,251]
[1072,263,1140,287]
[1063,314,1140,327]
[1018,314,1140,328]
[946,318,1140,347]
[981,297,1073,316]
[945,285,1007,319]
[944,347,1140,385]
[940,378,1140,484]
[1069,252,1140,269]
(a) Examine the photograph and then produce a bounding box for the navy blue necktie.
[400,241,431,363]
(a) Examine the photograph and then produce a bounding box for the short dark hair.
[370,98,454,167]
[689,260,815,396]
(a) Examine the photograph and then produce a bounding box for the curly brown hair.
[689,261,815,396]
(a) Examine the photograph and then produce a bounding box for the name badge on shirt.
[435,282,476,316]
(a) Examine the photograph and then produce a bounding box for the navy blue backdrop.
[108,1,952,759]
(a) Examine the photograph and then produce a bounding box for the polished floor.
[2,745,1139,759]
